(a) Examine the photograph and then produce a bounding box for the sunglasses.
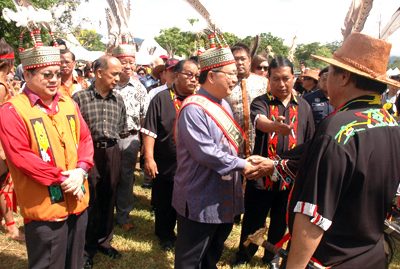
[40,72,63,80]
[256,66,269,71]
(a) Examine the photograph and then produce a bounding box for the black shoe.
[98,247,122,259]
[232,259,247,268]
[141,184,152,189]
[160,240,174,251]
[82,256,93,269]
[269,263,280,269]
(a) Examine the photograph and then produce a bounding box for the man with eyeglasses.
[113,47,149,232]
[59,50,89,98]
[72,55,127,268]
[140,59,199,251]
[0,44,94,268]
[303,67,335,126]
[299,69,319,97]
[225,43,269,161]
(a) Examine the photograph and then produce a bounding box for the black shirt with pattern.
[140,85,185,178]
[288,94,400,267]
[250,92,315,191]
[72,84,127,142]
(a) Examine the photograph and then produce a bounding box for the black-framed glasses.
[303,77,313,81]
[40,72,63,80]
[138,72,145,76]
[179,72,200,80]
[213,70,238,78]
[256,66,269,71]
[60,61,73,66]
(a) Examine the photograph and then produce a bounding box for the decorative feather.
[125,0,130,22]
[288,32,297,62]
[115,0,129,29]
[341,0,374,40]
[249,35,260,59]
[107,0,121,30]
[381,8,400,41]
[182,0,220,33]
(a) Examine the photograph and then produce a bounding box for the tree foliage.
[388,58,400,70]
[1,0,87,64]
[71,28,105,51]
[294,42,333,70]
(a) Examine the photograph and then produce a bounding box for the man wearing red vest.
[0,40,94,268]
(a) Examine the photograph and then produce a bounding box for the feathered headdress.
[341,0,374,41]
[380,8,400,41]
[249,35,260,59]
[2,0,60,69]
[104,0,135,57]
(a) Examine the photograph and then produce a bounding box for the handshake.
[242,155,274,180]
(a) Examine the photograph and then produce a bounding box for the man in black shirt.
[140,59,199,250]
[73,55,127,268]
[286,33,400,268]
[234,57,314,269]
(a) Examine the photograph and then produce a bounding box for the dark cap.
[165,58,179,70]
[319,66,329,76]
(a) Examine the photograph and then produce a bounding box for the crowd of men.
[1,28,400,269]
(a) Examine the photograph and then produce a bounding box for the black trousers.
[175,214,233,269]
[84,144,121,258]
[152,174,176,241]
[236,183,290,263]
[25,210,88,269]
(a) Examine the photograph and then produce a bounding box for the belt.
[94,140,116,149]
[120,129,138,138]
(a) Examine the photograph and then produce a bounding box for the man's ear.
[96,68,102,79]
[340,70,352,86]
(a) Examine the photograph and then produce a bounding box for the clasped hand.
[60,169,85,201]
[242,155,274,180]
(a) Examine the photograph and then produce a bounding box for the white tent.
[387,68,400,77]
[135,37,168,65]
[65,33,105,62]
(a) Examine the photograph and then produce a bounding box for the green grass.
[1,171,400,268]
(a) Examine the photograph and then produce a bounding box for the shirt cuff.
[236,158,246,171]
[58,175,68,184]
[140,127,157,139]
[294,201,332,231]
[76,162,90,173]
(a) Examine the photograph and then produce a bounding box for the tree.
[388,58,400,70]
[71,27,105,51]
[295,42,333,70]
[0,0,87,64]
[325,40,342,55]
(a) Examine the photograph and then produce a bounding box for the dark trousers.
[25,210,88,269]
[236,183,290,263]
[175,214,233,269]
[84,145,121,258]
[152,175,176,241]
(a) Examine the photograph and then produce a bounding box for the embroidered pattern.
[294,201,332,231]
[335,108,398,145]
[30,118,65,204]
[67,115,77,148]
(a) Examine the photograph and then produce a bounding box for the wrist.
[77,168,88,180]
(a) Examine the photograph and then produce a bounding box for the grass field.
[1,171,400,269]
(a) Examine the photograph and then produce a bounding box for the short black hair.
[60,49,75,62]
[231,42,250,57]
[332,65,387,94]
[137,67,146,74]
[198,66,223,85]
[174,59,198,73]
[50,39,67,48]
[268,56,294,77]
[189,56,199,63]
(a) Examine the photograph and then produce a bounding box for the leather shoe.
[269,263,280,269]
[160,240,174,251]
[98,247,122,259]
[82,256,93,269]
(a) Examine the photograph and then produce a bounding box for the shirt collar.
[89,84,116,100]
[268,91,299,106]
[23,85,63,107]
[197,88,222,104]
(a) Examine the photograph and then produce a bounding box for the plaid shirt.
[72,84,127,141]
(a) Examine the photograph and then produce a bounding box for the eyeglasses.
[213,70,238,78]
[39,72,63,80]
[179,72,200,80]
[303,77,313,81]
[138,72,145,75]
[256,66,269,71]
[60,61,73,66]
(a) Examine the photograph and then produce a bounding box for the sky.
[73,0,400,57]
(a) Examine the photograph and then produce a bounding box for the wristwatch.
[77,168,88,180]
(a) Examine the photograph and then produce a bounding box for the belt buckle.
[99,141,107,148]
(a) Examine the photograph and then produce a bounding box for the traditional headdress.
[2,0,60,70]
[104,0,136,58]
